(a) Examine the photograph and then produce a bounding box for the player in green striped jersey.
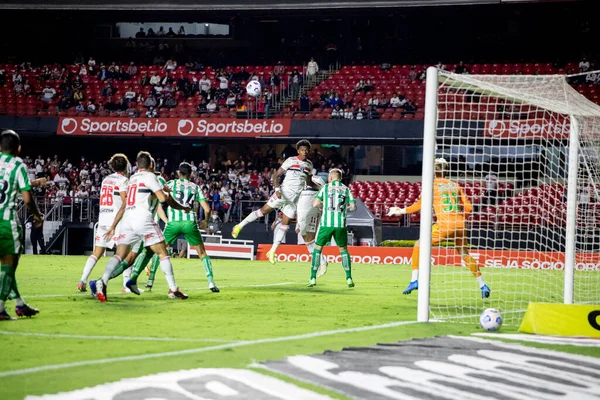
[163,162,218,292]
[0,130,43,320]
[308,169,356,288]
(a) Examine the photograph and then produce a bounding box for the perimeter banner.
[56,117,291,137]
[257,245,600,270]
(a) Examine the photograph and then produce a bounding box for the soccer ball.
[246,80,262,97]
[479,308,502,331]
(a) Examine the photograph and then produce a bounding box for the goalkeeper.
[388,158,490,299]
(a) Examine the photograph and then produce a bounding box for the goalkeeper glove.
[387,207,406,216]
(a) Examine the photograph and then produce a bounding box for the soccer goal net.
[417,68,600,326]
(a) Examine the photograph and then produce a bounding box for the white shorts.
[117,216,165,248]
[297,207,320,235]
[267,188,299,219]
[94,225,119,249]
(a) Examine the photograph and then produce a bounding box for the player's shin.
[129,249,153,284]
[341,249,352,279]
[463,255,486,288]
[159,256,178,291]
[101,255,122,284]
[270,224,289,253]
[80,255,98,283]
[410,245,420,282]
[201,256,215,284]
[108,259,131,280]
[149,254,160,280]
[310,249,321,279]
[238,209,264,229]
[8,280,25,306]
[0,265,15,307]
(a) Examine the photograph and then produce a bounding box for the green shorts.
[316,226,348,248]
[163,221,203,247]
[0,220,23,257]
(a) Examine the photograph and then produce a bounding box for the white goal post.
[418,67,600,325]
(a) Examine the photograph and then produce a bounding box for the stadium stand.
[0,61,598,119]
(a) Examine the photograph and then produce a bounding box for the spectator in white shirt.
[88,57,96,72]
[344,107,354,120]
[206,100,217,113]
[331,105,343,119]
[146,106,158,118]
[367,94,379,109]
[579,57,590,73]
[149,72,161,86]
[226,93,236,108]
[199,74,211,94]
[79,64,88,76]
[355,106,365,120]
[41,86,57,102]
[157,26,167,36]
[124,87,137,102]
[389,93,401,108]
[306,57,319,83]
[163,59,177,72]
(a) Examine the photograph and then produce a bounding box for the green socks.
[109,260,130,280]
[201,256,215,284]
[0,265,15,303]
[310,249,322,279]
[341,249,352,279]
[149,254,160,281]
[129,249,155,284]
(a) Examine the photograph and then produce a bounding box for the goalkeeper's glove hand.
[387,207,406,216]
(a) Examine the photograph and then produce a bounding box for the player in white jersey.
[94,151,190,302]
[231,140,318,264]
[89,157,166,296]
[296,175,329,277]
[77,154,129,292]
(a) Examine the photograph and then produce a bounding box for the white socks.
[306,240,327,265]
[80,255,98,283]
[270,225,289,253]
[0,300,4,312]
[239,209,264,229]
[13,297,25,307]
[411,269,419,282]
[476,276,486,288]
[123,266,132,286]
[159,256,178,291]
[102,255,122,284]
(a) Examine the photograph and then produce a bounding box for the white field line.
[0,331,238,343]
[24,282,297,299]
[0,320,420,378]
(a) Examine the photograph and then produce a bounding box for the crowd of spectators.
[21,146,351,224]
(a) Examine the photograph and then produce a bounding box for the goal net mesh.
[430,71,600,326]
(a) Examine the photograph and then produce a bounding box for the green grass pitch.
[0,255,598,399]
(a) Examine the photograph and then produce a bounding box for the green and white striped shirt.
[0,153,31,221]
[166,178,205,222]
[316,180,355,228]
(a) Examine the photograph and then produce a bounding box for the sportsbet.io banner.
[56,117,291,137]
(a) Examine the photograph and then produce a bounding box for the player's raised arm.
[312,184,325,209]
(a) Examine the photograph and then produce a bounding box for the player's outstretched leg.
[232,208,265,238]
[462,254,490,298]
[96,255,123,302]
[146,253,160,289]
[403,243,420,295]
[267,224,288,264]
[201,255,219,292]
[0,264,16,320]
[127,249,155,294]
[307,247,321,287]
[341,248,354,288]
[78,254,99,292]
[10,282,39,318]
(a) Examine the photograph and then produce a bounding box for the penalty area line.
[0,331,239,343]
[0,319,420,378]
[25,282,297,299]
